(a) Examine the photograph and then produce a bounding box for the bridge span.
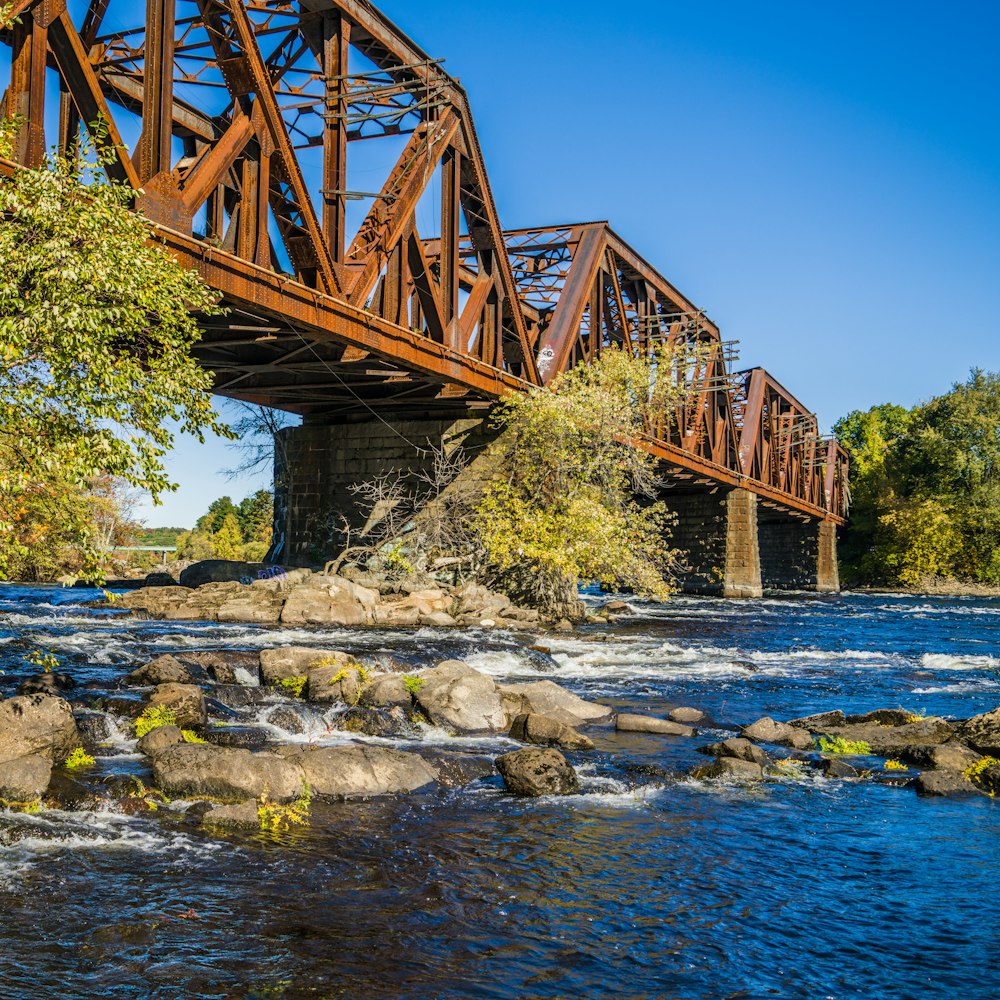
[0,0,848,595]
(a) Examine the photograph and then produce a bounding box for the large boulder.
[128,654,194,686]
[899,743,982,772]
[137,725,184,756]
[359,674,412,709]
[0,695,80,763]
[496,748,579,796]
[956,708,1000,756]
[280,576,378,626]
[179,560,265,588]
[215,589,286,624]
[293,745,437,796]
[819,718,953,754]
[180,650,261,686]
[259,647,354,685]
[0,754,52,800]
[616,714,694,737]
[915,771,980,797]
[119,586,192,619]
[697,738,770,767]
[414,661,507,732]
[153,744,303,801]
[509,713,595,751]
[307,661,367,705]
[147,684,207,730]
[691,757,765,781]
[742,717,813,750]
[498,680,611,728]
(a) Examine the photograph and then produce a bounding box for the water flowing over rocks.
[495,748,580,796]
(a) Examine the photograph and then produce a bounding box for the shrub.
[135,705,178,738]
[279,675,307,698]
[258,782,312,833]
[883,759,908,771]
[181,730,206,744]
[403,675,425,696]
[965,756,1000,794]
[64,747,95,769]
[818,736,873,755]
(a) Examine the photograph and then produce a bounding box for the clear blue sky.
[131,0,999,527]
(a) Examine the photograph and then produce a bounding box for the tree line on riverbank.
[834,369,1000,588]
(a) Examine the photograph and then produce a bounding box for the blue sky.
[125,0,999,526]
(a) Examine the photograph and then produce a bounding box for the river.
[0,584,997,999]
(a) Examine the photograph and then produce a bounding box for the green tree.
[0,122,230,580]
[200,496,237,534]
[237,489,274,543]
[475,346,694,613]
[212,512,244,561]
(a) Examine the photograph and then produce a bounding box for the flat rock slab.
[296,745,437,797]
[787,710,846,731]
[616,714,694,737]
[500,681,612,728]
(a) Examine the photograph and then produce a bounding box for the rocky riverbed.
[1,584,999,998]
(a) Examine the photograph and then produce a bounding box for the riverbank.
[1,586,998,998]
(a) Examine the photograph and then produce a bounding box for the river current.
[0,585,997,999]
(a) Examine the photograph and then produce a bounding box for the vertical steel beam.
[138,0,176,183]
[440,146,461,350]
[322,12,350,264]
[9,9,48,167]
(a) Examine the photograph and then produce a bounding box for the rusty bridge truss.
[0,0,848,523]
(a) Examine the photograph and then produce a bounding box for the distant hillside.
[139,527,186,547]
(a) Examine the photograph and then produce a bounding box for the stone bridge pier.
[665,487,839,597]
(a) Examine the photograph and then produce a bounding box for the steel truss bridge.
[0,0,848,524]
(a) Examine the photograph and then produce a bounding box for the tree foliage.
[176,489,274,563]
[475,346,693,611]
[0,126,230,580]
[835,369,1000,586]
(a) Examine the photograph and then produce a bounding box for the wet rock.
[128,654,194,686]
[0,694,81,763]
[181,650,261,686]
[18,673,75,696]
[75,712,114,747]
[179,560,264,588]
[846,709,913,727]
[969,760,1000,795]
[206,727,270,751]
[669,707,707,724]
[202,801,259,830]
[499,680,612,728]
[209,686,272,710]
[496,748,579,796]
[690,757,765,781]
[899,743,983,772]
[0,754,52,800]
[415,661,507,732]
[509,713,595,751]
[279,576,378,626]
[148,684,207,731]
[293,745,438,797]
[265,706,311,736]
[787,710,847,731]
[137,724,184,756]
[615,713,694,737]
[956,707,1000,756]
[821,718,953,754]
[741,717,813,749]
[335,705,415,738]
[697,738,770,767]
[418,750,496,788]
[813,757,859,779]
[358,674,412,710]
[915,771,980,797]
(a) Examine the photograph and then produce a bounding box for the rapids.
[0,584,997,999]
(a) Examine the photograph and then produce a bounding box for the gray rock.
[180,650,261,686]
[359,674,412,709]
[820,718,953,754]
[915,771,980,797]
[616,714,695,737]
[415,661,507,732]
[202,800,259,830]
[669,707,707,724]
[259,647,348,685]
[496,748,579,796]
[0,695,81,764]
[279,576,378,626]
[742,717,813,749]
[957,708,1000,756]
[153,744,304,801]
[0,754,52,800]
[128,654,194,686]
[74,712,114,746]
[498,680,612,728]
[148,683,207,730]
[900,743,982,772]
[137,725,184,756]
[307,660,367,705]
[691,757,765,781]
[265,706,311,736]
[697,738,769,767]
[787,710,847,731]
[813,757,859,779]
[846,709,913,727]
[335,706,415,738]
[215,589,286,624]
[509,713,594,751]
[293,745,438,797]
